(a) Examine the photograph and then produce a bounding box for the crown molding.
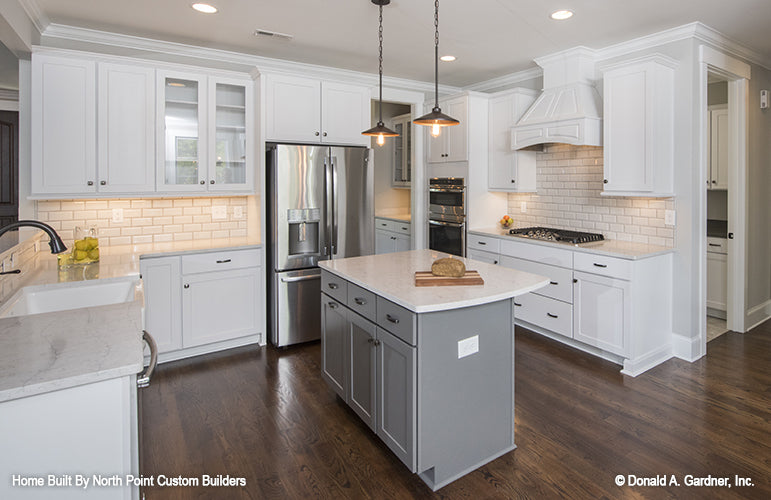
[16,0,48,33]
[0,89,20,101]
[463,66,542,93]
[40,23,460,96]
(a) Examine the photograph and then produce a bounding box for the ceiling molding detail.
[16,0,49,33]
[40,24,461,96]
[0,89,20,101]
[463,67,543,93]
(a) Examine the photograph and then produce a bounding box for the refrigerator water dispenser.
[287,208,320,255]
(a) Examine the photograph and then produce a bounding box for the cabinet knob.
[494,260,498,265]
[200,180,205,185]
[603,179,609,184]
[511,179,516,183]
[210,180,215,184]
[315,131,320,136]
[712,180,717,184]
[184,284,190,289]
[328,302,338,309]
[87,181,94,186]
[573,278,578,283]
[100,180,106,186]
[323,132,327,137]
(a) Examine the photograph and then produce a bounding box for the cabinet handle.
[328,302,338,309]
[184,284,190,289]
[549,281,559,285]
[210,180,215,184]
[513,301,522,307]
[200,180,205,185]
[386,314,400,324]
[100,180,106,186]
[328,283,339,290]
[593,263,608,268]
[216,259,231,264]
[708,243,721,247]
[354,297,367,306]
[603,179,608,184]
[547,313,558,319]
[87,181,94,186]
[478,241,486,246]
[315,131,320,136]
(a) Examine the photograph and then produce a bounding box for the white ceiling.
[24,0,771,86]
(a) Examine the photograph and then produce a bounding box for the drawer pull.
[386,314,400,324]
[478,241,487,245]
[708,243,721,247]
[216,259,232,264]
[328,283,339,290]
[401,227,408,231]
[593,263,608,268]
[513,302,522,307]
[547,313,559,319]
[354,297,367,306]
[549,281,559,285]
[328,302,338,309]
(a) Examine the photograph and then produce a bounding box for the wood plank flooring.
[140,322,771,499]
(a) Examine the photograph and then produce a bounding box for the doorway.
[0,110,19,229]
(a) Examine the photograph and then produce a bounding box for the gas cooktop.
[508,227,605,244]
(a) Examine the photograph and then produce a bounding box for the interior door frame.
[697,45,750,355]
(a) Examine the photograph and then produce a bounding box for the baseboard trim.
[671,332,703,362]
[745,300,771,332]
[621,345,673,377]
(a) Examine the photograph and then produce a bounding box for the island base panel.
[417,299,515,490]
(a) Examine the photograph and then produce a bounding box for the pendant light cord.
[433,0,439,109]
[378,4,384,123]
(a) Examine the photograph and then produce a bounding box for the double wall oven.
[428,177,466,257]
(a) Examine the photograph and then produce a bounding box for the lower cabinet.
[573,271,630,356]
[707,248,727,312]
[375,218,411,254]
[320,290,416,472]
[141,247,264,362]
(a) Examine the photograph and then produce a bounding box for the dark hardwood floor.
[140,322,771,499]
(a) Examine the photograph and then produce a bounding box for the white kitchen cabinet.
[707,237,728,312]
[141,248,264,362]
[140,256,182,353]
[265,74,370,146]
[208,77,254,192]
[390,113,412,187]
[708,106,729,190]
[573,271,630,356]
[375,218,411,254]
[601,55,677,196]
[31,54,96,195]
[488,89,538,192]
[426,95,468,163]
[98,63,156,193]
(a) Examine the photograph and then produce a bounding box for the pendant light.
[414,0,459,137]
[362,0,399,146]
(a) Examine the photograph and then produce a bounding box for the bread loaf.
[431,257,466,278]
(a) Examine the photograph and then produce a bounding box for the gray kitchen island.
[319,249,548,491]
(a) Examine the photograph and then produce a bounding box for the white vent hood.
[511,47,602,149]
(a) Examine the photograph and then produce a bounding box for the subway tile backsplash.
[37,197,250,246]
[507,144,674,247]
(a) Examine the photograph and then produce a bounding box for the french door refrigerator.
[267,143,373,347]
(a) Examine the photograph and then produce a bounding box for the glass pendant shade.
[362,0,399,145]
[415,0,459,136]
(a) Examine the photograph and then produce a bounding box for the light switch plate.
[664,210,676,226]
[212,205,227,220]
[521,201,527,213]
[458,335,479,359]
[112,208,124,223]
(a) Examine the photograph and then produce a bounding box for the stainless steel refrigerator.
[267,143,373,347]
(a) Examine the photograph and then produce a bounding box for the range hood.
[511,47,602,150]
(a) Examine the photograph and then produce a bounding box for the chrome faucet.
[0,220,68,254]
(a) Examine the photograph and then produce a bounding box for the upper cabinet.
[390,113,412,188]
[600,54,677,197]
[264,74,370,146]
[426,95,468,163]
[708,105,728,190]
[31,53,255,198]
[488,89,538,192]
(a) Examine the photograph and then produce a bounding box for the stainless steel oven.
[428,178,466,257]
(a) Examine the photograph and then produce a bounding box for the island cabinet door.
[376,327,417,472]
[321,297,348,399]
[347,312,377,432]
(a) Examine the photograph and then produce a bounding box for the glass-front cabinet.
[391,113,411,188]
[157,71,252,193]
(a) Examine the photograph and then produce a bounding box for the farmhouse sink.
[0,277,141,318]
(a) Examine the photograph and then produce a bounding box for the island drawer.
[500,239,572,268]
[181,248,261,275]
[376,297,416,346]
[574,252,631,280]
[499,256,573,304]
[321,270,348,303]
[347,283,377,322]
[467,234,501,254]
[514,293,573,339]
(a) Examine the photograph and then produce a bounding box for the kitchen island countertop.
[319,249,548,313]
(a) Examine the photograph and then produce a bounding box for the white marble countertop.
[375,212,412,223]
[469,227,674,260]
[0,283,144,403]
[319,249,549,313]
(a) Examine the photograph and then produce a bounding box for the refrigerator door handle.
[322,157,331,256]
[331,156,338,255]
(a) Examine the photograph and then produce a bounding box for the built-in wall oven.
[428,177,466,257]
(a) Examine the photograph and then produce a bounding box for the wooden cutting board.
[414,270,484,287]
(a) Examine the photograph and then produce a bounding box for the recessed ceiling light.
[440,55,456,62]
[550,10,573,20]
[192,3,218,14]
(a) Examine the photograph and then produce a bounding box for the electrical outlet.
[233,206,244,220]
[212,205,227,220]
[112,208,124,223]
[521,201,527,214]
[457,335,479,359]
[665,210,676,226]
